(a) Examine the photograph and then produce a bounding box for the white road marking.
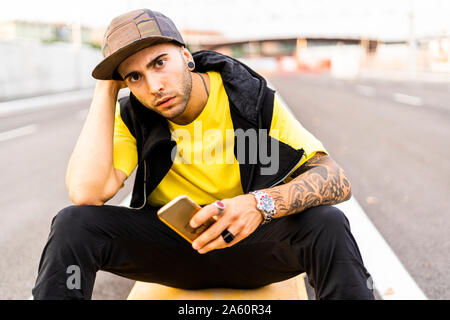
[0,87,130,118]
[0,88,94,117]
[356,85,376,97]
[393,93,423,106]
[335,197,427,300]
[0,124,38,142]
[120,193,132,207]
[269,80,426,299]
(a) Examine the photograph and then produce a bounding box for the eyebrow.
[123,53,168,81]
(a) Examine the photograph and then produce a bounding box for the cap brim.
[92,36,181,80]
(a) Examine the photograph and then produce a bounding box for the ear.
[180,45,193,65]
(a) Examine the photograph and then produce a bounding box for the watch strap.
[250,191,276,225]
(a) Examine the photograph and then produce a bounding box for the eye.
[156,58,166,68]
[128,73,141,83]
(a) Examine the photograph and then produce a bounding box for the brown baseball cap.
[92,9,185,80]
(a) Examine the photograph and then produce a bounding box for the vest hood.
[119,50,304,209]
[193,50,268,126]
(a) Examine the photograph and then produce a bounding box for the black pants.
[31,203,374,300]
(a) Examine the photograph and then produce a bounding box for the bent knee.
[52,205,103,234]
[308,205,350,232]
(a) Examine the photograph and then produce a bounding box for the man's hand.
[97,79,127,94]
[190,194,263,254]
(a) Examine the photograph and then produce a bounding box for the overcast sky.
[1,0,450,40]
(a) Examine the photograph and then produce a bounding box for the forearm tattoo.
[264,153,352,217]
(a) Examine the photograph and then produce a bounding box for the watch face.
[261,195,275,212]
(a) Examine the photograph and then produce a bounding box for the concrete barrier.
[0,40,101,101]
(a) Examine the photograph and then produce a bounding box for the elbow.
[66,173,120,206]
[68,187,105,206]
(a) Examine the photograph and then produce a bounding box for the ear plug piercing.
[187,61,195,69]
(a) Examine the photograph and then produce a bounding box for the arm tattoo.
[269,189,289,213]
[263,152,352,217]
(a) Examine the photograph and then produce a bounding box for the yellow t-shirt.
[113,71,327,206]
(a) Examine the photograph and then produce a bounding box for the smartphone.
[157,195,217,243]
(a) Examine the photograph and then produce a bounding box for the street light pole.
[408,0,417,75]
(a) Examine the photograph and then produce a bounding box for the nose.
[145,73,164,94]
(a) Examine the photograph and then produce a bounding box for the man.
[32,9,374,300]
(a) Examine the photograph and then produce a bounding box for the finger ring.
[221,229,235,244]
[213,200,225,215]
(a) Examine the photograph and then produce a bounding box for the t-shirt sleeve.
[113,102,138,184]
[269,93,328,182]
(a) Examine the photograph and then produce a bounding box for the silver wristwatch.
[250,191,276,225]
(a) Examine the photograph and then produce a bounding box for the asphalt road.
[0,73,449,299]
[0,94,137,300]
[270,73,450,299]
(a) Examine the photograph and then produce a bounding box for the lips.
[156,96,175,107]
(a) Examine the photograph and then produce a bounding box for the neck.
[169,72,209,125]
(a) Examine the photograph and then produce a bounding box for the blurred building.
[0,20,103,100]
[2,19,449,85]
[180,29,227,52]
[0,21,232,52]
[420,36,450,72]
[0,20,104,48]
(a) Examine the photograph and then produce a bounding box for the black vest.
[118,50,304,209]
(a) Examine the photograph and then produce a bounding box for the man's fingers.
[190,203,221,228]
[197,225,240,254]
[192,217,227,250]
[193,214,247,251]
